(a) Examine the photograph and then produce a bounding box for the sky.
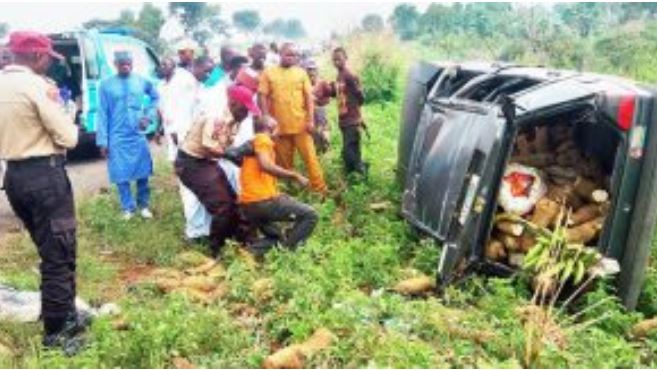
[0,1,431,40]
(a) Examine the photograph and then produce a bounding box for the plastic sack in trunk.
[498,163,547,215]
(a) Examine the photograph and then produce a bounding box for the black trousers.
[4,156,77,334]
[175,152,252,255]
[241,195,318,250]
[340,125,366,174]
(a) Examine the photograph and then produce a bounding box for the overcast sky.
[0,1,430,40]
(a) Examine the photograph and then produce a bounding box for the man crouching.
[239,112,319,257]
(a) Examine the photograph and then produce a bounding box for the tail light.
[617,95,636,131]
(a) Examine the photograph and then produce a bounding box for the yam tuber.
[566,217,604,244]
[547,183,583,210]
[499,234,522,253]
[172,357,197,369]
[300,328,337,354]
[508,253,525,267]
[573,177,603,202]
[535,126,551,153]
[185,260,217,275]
[515,134,534,156]
[569,203,609,226]
[556,149,582,167]
[154,277,181,293]
[393,275,436,295]
[252,278,275,302]
[550,126,573,145]
[632,318,657,338]
[591,190,609,203]
[545,166,578,180]
[182,276,217,293]
[263,328,336,369]
[531,198,560,228]
[496,221,524,236]
[485,239,507,261]
[519,233,537,254]
[510,153,554,168]
[556,140,576,154]
[263,345,304,369]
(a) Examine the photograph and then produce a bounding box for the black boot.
[43,311,92,356]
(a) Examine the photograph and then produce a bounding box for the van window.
[82,36,99,79]
[102,39,157,78]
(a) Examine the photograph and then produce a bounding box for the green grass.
[1,92,657,367]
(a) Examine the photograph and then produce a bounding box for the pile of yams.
[486,124,611,265]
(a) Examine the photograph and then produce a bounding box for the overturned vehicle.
[398,61,657,309]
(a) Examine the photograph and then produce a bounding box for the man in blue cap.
[97,50,159,220]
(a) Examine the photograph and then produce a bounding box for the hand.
[305,120,314,134]
[139,117,150,130]
[212,118,225,139]
[295,173,309,187]
[100,147,108,158]
[263,115,278,130]
[171,133,179,147]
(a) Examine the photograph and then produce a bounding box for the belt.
[176,150,207,163]
[6,154,66,169]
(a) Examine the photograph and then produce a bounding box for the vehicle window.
[102,39,157,78]
[430,70,480,100]
[81,36,99,79]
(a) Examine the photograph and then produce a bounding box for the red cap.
[228,84,261,116]
[8,31,64,60]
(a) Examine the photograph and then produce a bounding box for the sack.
[498,163,547,215]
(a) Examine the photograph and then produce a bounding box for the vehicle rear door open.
[401,99,508,285]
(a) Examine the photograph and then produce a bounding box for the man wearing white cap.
[176,38,197,71]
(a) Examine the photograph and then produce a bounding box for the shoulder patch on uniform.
[46,85,61,103]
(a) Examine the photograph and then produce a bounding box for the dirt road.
[0,159,110,234]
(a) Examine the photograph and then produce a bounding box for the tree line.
[363,3,657,82]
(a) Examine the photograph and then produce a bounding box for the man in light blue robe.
[97,51,159,220]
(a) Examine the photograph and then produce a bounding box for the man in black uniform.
[0,31,88,355]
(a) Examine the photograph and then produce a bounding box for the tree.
[389,3,420,40]
[285,19,306,39]
[0,22,8,40]
[263,18,307,39]
[169,2,228,46]
[362,14,384,33]
[232,10,261,34]
[555,3,604,38]
[83,4,166,53]
[136,3,166,51]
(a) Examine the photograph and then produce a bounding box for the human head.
[228,55,248,80]
[270,42,278,54]
[191,56,214,83]
[248,43,267,71]
[303,59,318,84]
[158,56,176,80]
[279,42,298,68]
[114,51,133,77]
[220,45,238,71]
[8,31,63,75]
[177,39,197,68]
[332,47,347,71]
[227,84,261,123]
[0,47,12,70]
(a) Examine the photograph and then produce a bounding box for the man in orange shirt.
[239,112,318,256]
[257,42,327,193]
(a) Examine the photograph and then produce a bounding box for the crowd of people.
[0,31,368,354]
